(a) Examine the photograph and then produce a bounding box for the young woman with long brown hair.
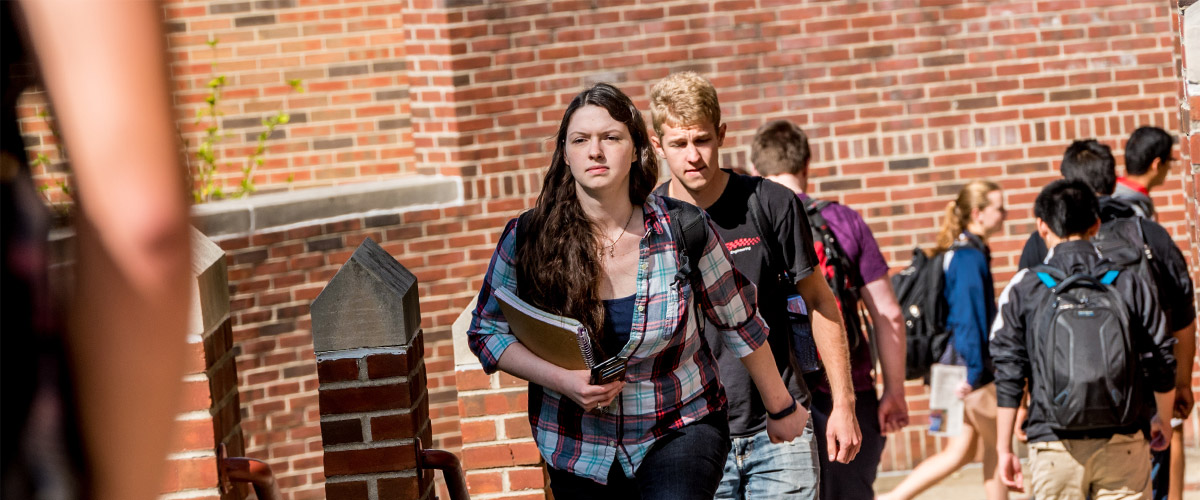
[467,83,808,499]
[878,180,1010,500]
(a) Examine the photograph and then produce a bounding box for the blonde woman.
[878,180,1009,500]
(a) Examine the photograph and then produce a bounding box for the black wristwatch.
[767,398,798,420]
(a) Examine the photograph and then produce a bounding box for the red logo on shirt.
[725,236,761,253]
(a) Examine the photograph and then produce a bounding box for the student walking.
[466,83,808,499]
[649,72,860,500]
[1114,126,1175,221]
[746,120,909,500]
[1018,138,1196,500]
[1115,126,1193,500]
[993,179,1177,499]
[877,180,1010,500]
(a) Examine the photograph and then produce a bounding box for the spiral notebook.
[492,287,597,371]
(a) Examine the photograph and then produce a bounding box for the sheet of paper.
[928,363,967,437]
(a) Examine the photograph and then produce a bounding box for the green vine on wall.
[30,107,72,219]
[28,37,303,214]
[191,37,302,203]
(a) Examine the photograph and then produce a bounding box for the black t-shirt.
[655,171,818,437]
[1018,197,1196,332]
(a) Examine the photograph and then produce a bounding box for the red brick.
[324,480,368,500]
[316,358,360,383]
[378,475,423,499]
[318,382,416,415]
[324,444,417,476]
[370,413,419,441]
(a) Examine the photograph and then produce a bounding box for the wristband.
[767,398,798,420]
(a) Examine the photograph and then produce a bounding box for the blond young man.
[748,120,909,500]
[648,72,860,499]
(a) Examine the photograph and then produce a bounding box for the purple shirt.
[798,193,889,392]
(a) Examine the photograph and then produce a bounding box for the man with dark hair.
[746,120,909,500]
[1116,126,1176,220]
[994,179,1176,499]
[1018,139,1195,500]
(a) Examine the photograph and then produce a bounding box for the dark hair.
[514,83,658,349]
[750,120,811,176]
[1060,139,1116,195]
[1034,179,1099,238]
[1124,126,1173,176]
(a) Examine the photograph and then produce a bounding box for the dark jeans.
[810,389,886,500]
[547,411,731,500]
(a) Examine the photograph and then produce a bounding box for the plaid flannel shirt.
[467,194,769,484]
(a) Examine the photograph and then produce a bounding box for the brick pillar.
[1174,0,1200,457]
[161,228,249,499]
[311,238,434,500]
[451,299,547,500]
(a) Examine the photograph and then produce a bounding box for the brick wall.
[1173,0,1200,461]
[183,0,1200,497]
[17,1,1200,498]
[162,0,415,194]
[212,200,506,499]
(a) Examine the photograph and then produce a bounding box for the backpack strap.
[802,198,833,227]
[515,210,533,251]
[661,196,709,287]
[1032,264,1067,289]
[747,178,793,286]
[1033,264,1114,294]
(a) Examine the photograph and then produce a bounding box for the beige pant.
[1028,431,1152,500]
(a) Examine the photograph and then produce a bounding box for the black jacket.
[1018,196,1196,332]
[992,240,1176,443]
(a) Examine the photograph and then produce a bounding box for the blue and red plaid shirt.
[468,194,769,484]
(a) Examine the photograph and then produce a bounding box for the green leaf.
[37,184,49,193]
[277,113,290,124]
[286,174,294,183]
[207,38,218,48]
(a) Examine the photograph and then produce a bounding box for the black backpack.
[1028,265,1143,431]
[892,248,953,381]
[1092,216,1158,301]
[800,198,868,352]
[743,179,820,372]
[892,237,984,381]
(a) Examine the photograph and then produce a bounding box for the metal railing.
[218,443,282,500]
[417,438,470,500]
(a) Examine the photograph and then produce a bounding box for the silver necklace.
[601,209,636,259]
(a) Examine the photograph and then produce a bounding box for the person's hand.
[955,380,973,400]
[1150,414,1173,452]
[877,389,909,434]
[1014,402,1030,443]
[556,369,624,411]
[997,450,1024,492]
[766,400,809,443]
[1174,385,1194,420]
[825,402,862,463]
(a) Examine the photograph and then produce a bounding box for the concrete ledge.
[191,176,461,238]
